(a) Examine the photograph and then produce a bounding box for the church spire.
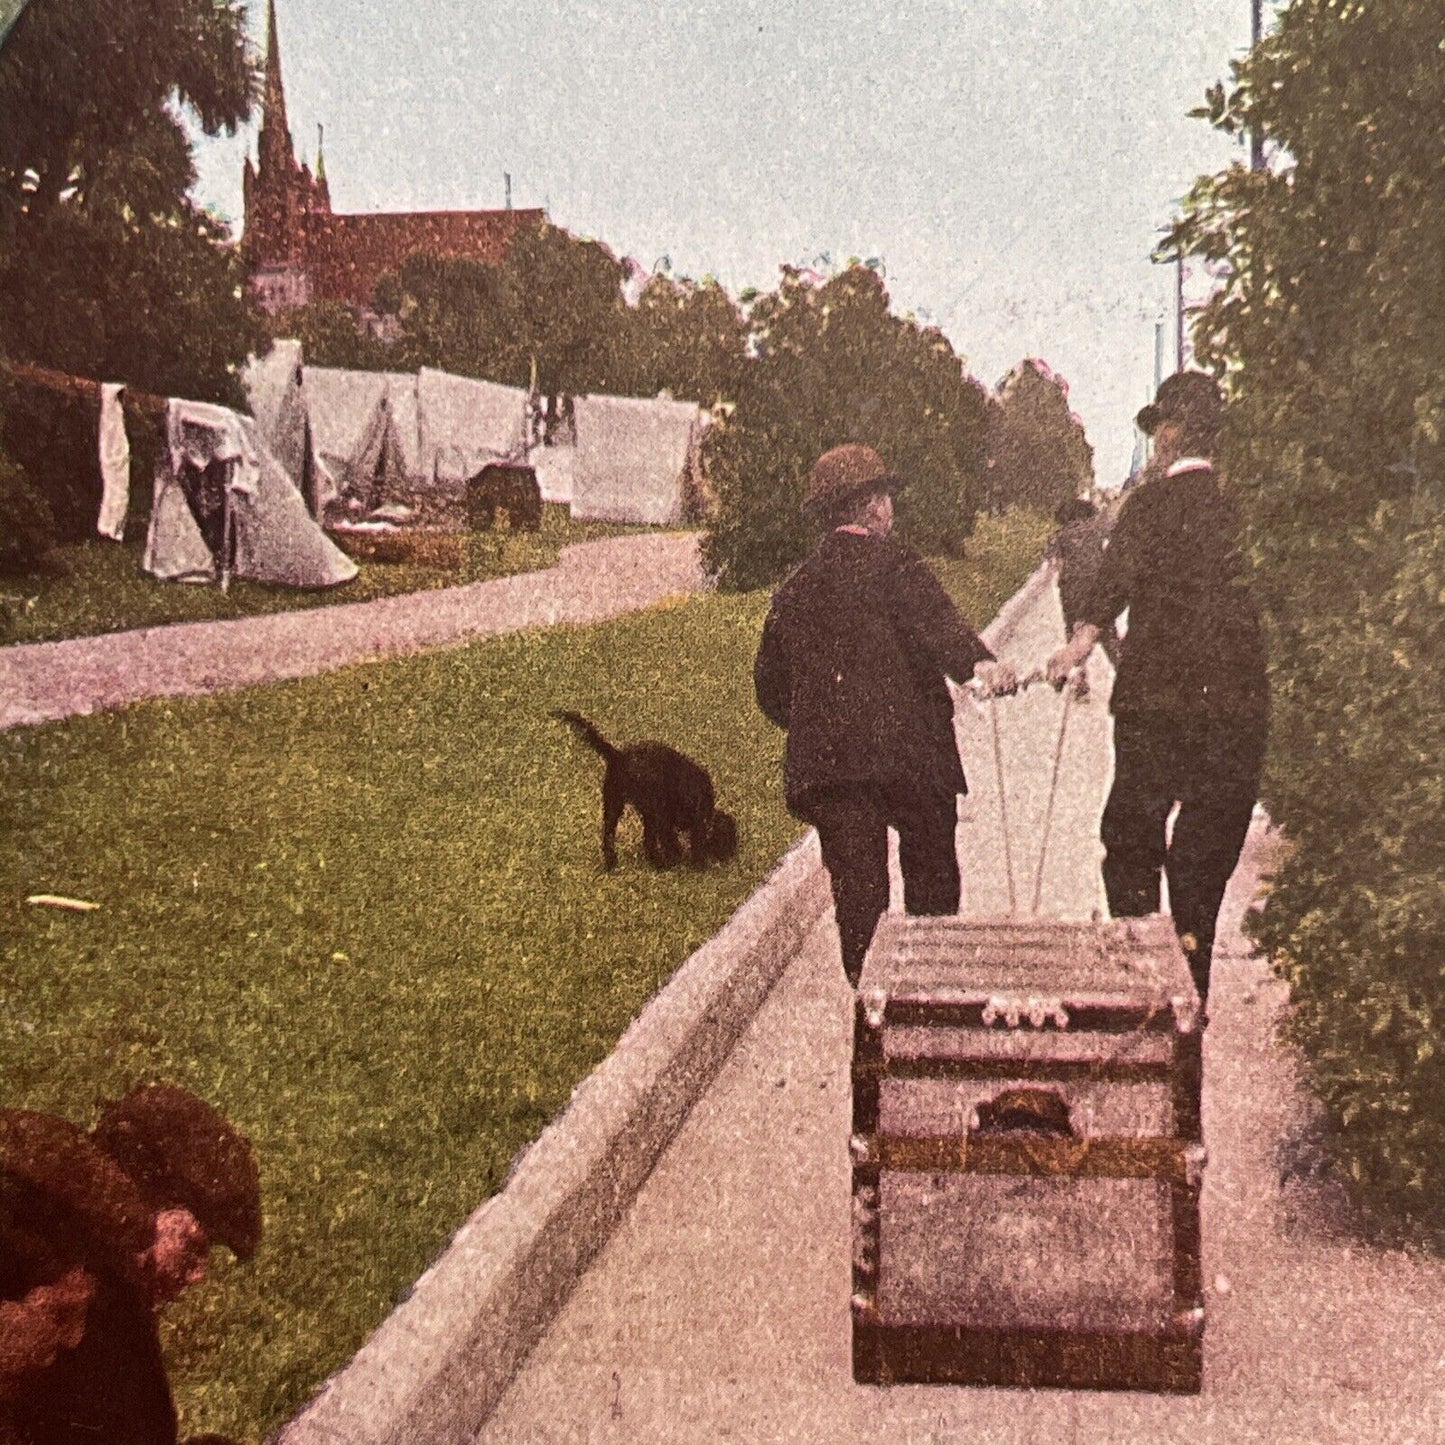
[313,122,331,211]
[258,0,295,176]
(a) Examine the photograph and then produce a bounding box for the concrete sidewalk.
[0,531,705,729]
[476,577,1445,1443]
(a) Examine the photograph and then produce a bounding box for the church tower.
[243,0,329,311]
[240,0,543,315]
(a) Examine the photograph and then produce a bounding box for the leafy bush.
[1175,0,1445,1217]
[0,441,56,575]
[702,265,987,590]
[266,300,390,372]
[984,359,1095,514]
[0,377,103,543]
[1248,523,1445,1203]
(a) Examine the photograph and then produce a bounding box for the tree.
[373,252,508,379]
[495,223,630,396]
[702,264,987,591]
[984,359,1094,514]
[613,274,748,406]
[1172,0,1445,1216]
[0,0,265,404]
[374,238,748,441]
[0,0,251,216]
[375,223,631,397]
[268,300,390,373]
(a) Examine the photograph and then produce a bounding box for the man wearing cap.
[1,1084,261,1444]
[1047,370,1269,1005]
[755,443,1018,986]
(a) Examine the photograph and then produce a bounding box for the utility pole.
[1250,0,1265,171]
[1176,255,1186,372]
[505,173,512,210]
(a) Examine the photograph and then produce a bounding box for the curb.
[272,831,830,1444]
[270,559,1049,1443]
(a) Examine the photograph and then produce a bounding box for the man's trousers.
[1101,707,1268,1004]
[808,782,961,988]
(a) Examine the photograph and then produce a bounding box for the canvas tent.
[143,399,357,588]
[243,340,326,516]
[417,367,529,486]
[570,393,705,525]
[528,443,574,505]
[382,370,425,482]
[246,355,550,520]
[301,366,424,518]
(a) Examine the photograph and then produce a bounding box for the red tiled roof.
[304,208,546,307]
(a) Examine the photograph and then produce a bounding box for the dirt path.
[0,532,706,730]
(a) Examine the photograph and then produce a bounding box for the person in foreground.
[1046,370,1270,1006]
[1,1083,262,1445]
[755,443,1018,987]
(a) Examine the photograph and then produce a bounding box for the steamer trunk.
[850,915,1205,1392]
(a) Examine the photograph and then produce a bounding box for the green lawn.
[0,503,636,646]
[0,509,1046,1439]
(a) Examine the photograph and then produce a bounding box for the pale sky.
[192,0,1259,487]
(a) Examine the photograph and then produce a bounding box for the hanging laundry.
[143,398,357,588]
[96,382,131,540]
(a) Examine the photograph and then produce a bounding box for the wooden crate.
[850,915,1205,1393]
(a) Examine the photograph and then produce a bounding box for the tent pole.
[221,465,234,593]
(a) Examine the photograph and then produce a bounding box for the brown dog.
[553,711,738,871]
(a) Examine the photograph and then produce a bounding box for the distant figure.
[1,1084,262,1445]
[755,443,1018,986]
[1045,496,1119,698]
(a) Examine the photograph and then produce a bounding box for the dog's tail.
[552,710,620,764]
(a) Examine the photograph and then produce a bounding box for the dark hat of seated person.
[91,1084,263,1261]
[802,443,906,516]
[1136,369,1224,436]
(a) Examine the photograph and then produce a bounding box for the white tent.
[243,340,326,517]
[417,367,529,485]
[244,340,304,470]
[303,366,438,517]
[570,393,704,525]
[301,366,395,516]
[528,444,574,505]
[143,400,357,588]
[382,371,424,482]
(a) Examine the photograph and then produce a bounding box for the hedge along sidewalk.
[0,531,704,730]
[272,561,1054,1445]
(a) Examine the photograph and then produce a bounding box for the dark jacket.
[754,530,993,818]
[1047,512,1112,625]
[1,1111,176,1445]
[1080,462,1268,718]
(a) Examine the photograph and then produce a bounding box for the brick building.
[242,0,544,315]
